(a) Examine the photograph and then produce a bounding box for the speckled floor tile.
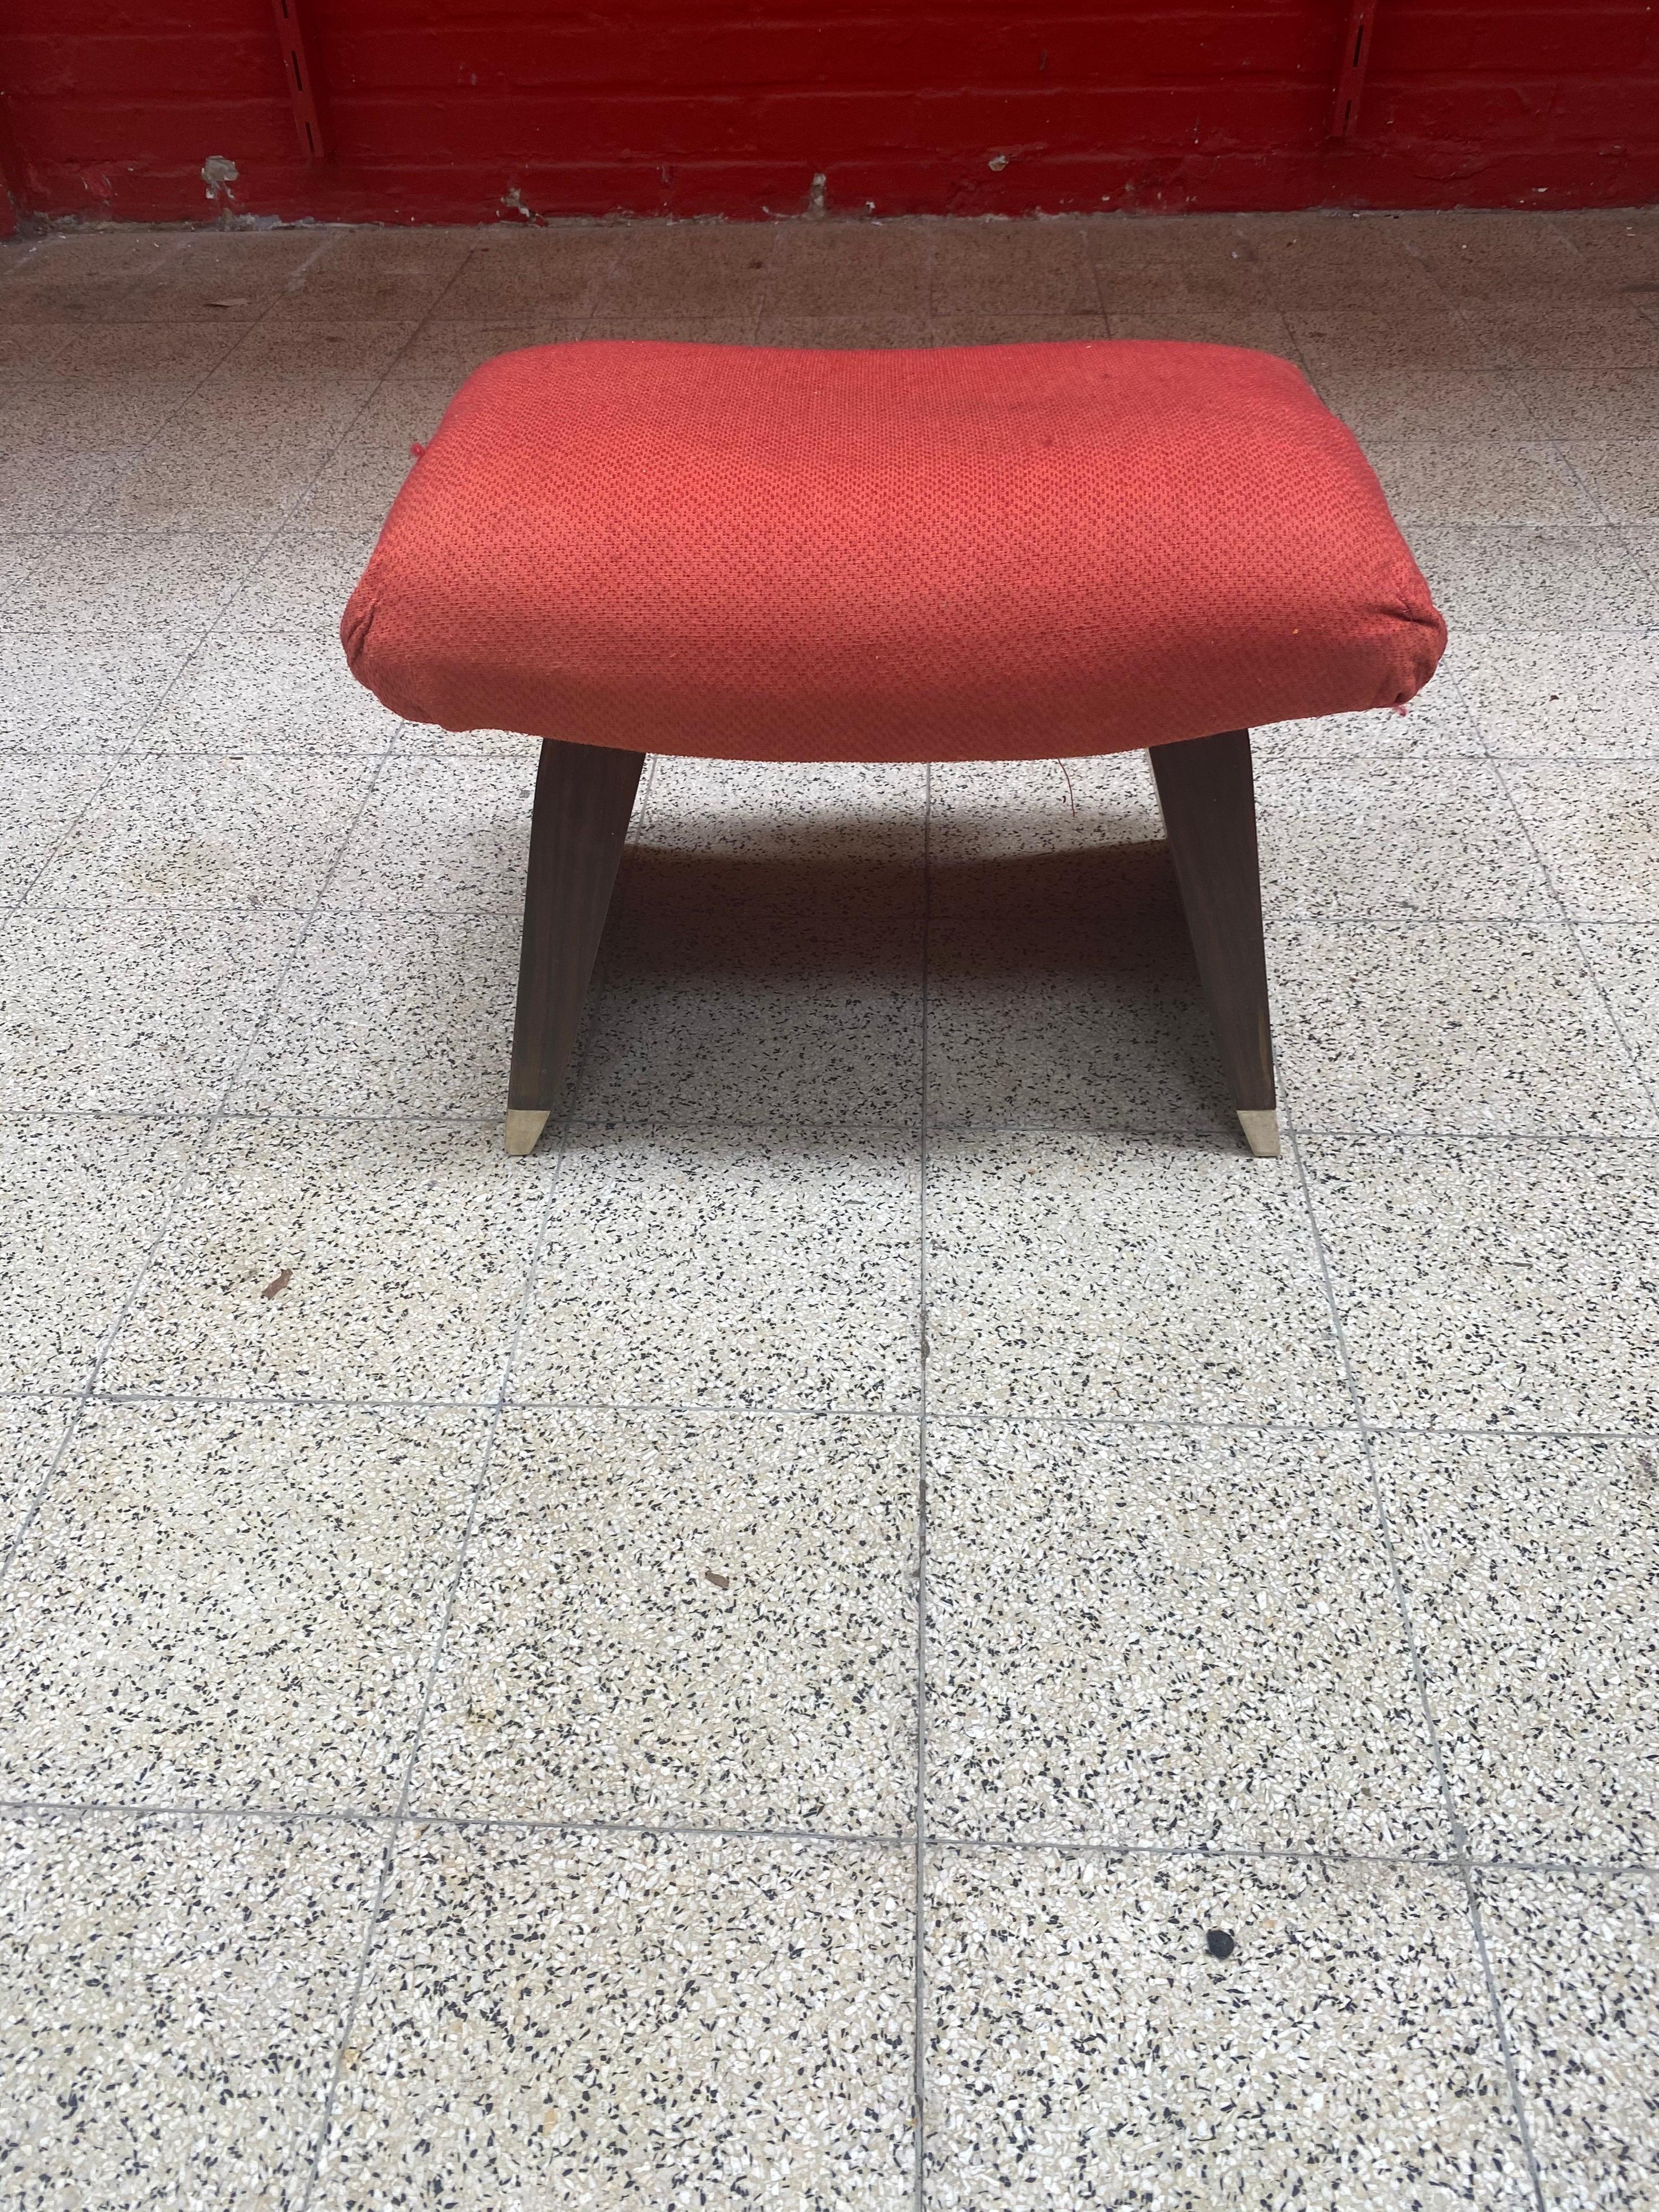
[378,318,548,382]
[232,908,519,1117]
[1312,366,1544,446]
[1505,367,1659,440]
[312,1828,914,2211]
[582,311,763,344]
[757,313,936,349]
[1630,520,1659,595]
[0,759,110,902]
[926,1423,1445,1854]
[17,320,243,379]
[129,230,326,322]
[272,227,474,321]
[148,628,405,753]
[927,963,1237,1136]
[1,376,199,458]
[1578,926,1659,1093]
[395,719,543,763]
[597,226,778,320]
[89,420,338,533]
[512,1130,920,1412]
[1086,212,1260,301]
[222,319,421,389]
[1256,207,1413,272]
[1091,236,1265,313]
[0,1114,200,1394]
[0,1398,75,1555]
[925,1133,1349,1423]
[1269,922,1655,1135]
[1408,523,1655,630]
[0,635,189,752]
[0,449,140,534]
[1477,1870,1659,2212]
[1374,1433,1659,1863]
[1458,632,1659,759]
[574,959,924,1129]
[1108,302,1298,353]
[1356,441,1597,525]
[173,375,373,451]
[9,528,261,644]
[1460,299,1659,372]
[324,756,537,911]
[924,1850,1533,2212]
[1250,677,1484,762]
[927,752,1162,879]
[1300,1135,1659,1431]
[1285,306,1481,374]
[0,1811,380,2211]
[0,1402,486,1814]
[576,861,923,1126]
[1255,760,1551,918]
[102,1120,550,1404]
[1558,437,1659,521]
[922,847,1238,1136]
[640,756,928,864]
[0,534,46,596]
[929,223,1097,315]
[422,226,620,319]
[1504,763,1659,921]
[933,314,1110,346]
[1550,210,1659,282]
[29,755,373,909]
[410,1409,916,1830]
[0,906,305,1113]
[0,230,191,321]
[295,383,455,530]
[1394,211,1601,298]
[764,220,933,314]
[226,526,380,634]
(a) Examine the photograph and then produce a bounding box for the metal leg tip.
[1237,1107,1281,1159]
[504,1108,551,1157]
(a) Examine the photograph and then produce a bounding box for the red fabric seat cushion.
[341,338,1444,763]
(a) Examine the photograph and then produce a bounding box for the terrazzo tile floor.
[2,210,1658,2209]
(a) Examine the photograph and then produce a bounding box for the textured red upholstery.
[341,339,1444,763]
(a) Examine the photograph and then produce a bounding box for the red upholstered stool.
[342,338,1444,1158]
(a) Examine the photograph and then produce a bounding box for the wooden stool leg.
[505,737,645,1155]
[1147,728,1279,1159]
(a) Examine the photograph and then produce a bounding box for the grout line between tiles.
[917,1837,1659,1877]
[42,1387,1659,1444]
[1286,1120,1548,2211]
[396,1812,907,1850]
[6,1795,1653,1882]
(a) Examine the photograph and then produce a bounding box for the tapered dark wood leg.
[505,737,645,1155]
[1148,728,1279,1158]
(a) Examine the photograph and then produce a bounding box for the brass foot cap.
[1238,1108,1281,1160]
[504,1108,551,1157]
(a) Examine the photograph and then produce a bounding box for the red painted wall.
[2,1,1657,226]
